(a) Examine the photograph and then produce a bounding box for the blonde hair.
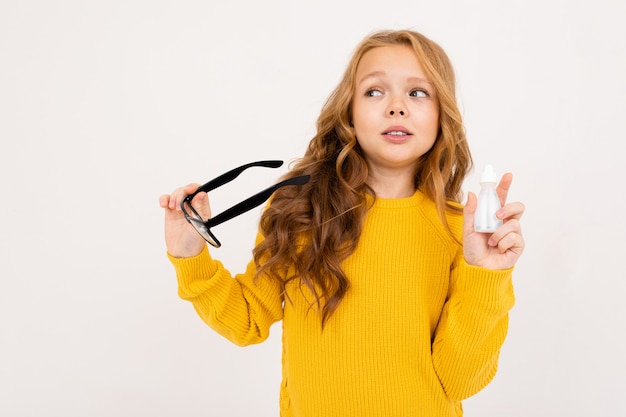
[253,29,472,325]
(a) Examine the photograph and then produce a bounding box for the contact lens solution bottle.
[474,164,503,233]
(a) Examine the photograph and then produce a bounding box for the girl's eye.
[410,89,428,98]
[365,89,383,97]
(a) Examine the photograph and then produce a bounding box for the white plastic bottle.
[474,164,503,233]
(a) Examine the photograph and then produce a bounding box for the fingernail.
[496,209,505,218]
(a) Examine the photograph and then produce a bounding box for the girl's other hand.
[159,183,210,258]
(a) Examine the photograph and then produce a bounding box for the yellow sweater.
[169,190,515,417]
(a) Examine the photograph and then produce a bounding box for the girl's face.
[351,45,439,180]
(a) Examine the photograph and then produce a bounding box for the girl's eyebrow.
[357,71,433,87]
[357,71,387,85]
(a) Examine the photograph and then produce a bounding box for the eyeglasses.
[181,160,310,248]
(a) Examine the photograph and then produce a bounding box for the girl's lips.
[382,126,412,143]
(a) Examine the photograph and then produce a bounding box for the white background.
[1,0,625,416]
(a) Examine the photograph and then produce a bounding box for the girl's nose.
[387,98,407,116]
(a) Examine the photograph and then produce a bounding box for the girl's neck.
[367,170,416,199]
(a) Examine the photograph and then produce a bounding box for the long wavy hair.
[253,29,473,326]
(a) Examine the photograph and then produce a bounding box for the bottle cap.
[480,164,499,183]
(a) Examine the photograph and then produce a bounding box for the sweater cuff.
[167,246,219,288]
[455,259,515,303]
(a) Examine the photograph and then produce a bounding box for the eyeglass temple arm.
[205,175,310,228]
[195,160,284,194]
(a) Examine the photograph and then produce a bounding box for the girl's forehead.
[355,45,428,82]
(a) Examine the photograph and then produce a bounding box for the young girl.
[159,29,525,417]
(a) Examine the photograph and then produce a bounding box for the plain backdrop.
[1,0,625,416]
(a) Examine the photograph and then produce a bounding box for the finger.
[463,192,477,236]
[488,218,522,246]
[168,188,184,210]
[183,183,201,195]
[168,183,201,210]
[159,194,171,209]
[496,172,513,206]
[190,191,212,219]
[495,231,525,257]
[497,201,526,221]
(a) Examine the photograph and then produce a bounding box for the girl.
[159,29,525,417]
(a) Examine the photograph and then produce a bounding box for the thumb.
[463,192,477,236]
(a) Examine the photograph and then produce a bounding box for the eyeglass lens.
[183,201,221,247]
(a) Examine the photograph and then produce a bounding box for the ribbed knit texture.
[169,189,515,417]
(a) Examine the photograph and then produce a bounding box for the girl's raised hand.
[159,183,210,258]
[462,173,525,270]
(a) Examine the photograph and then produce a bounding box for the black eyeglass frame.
[181,160,310,248]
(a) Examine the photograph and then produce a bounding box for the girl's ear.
[350,121,357,138]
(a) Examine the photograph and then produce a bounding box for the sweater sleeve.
[431,254,515,401]
[168,245,284,346]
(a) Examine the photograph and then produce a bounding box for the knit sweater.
[169,189,515,417]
